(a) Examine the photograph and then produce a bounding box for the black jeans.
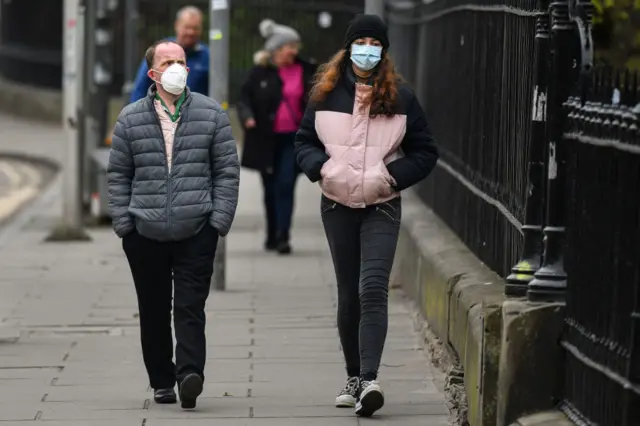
[321,195,401,381]
[122,224,218,389]
[261,132,298,243]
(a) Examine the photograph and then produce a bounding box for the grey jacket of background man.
[107,86,240,242]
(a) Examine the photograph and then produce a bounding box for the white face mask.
[154,63,188,95]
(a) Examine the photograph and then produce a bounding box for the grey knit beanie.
[259,19,301,52]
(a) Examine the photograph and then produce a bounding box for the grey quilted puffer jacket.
[107,86,240,242]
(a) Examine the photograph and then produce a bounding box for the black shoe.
[179,373,203,409]
[276,240,291,255]
[153,388,177,404]
[265,239,278,251]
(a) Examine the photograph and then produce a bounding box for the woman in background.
[294,14,439,417]
[237,19,317,254]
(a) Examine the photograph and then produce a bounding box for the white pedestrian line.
[0,160,23,187]
[18,159,42,187]
[0,160,44,223]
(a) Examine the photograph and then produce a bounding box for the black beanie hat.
[343,14,389,50]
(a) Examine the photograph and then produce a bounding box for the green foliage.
[592,0,640,69]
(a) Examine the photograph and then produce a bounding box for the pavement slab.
[0,114,451,425]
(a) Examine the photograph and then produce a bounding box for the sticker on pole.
[212,0,228,10]
[210,29,223,41]
[65,19,77,66]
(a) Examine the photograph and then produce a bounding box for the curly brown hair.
[309,49,401,117]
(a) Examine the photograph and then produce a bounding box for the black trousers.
[123,224,218,389]
[320,195,401,381]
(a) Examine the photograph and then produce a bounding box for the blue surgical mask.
[350,44,383,71]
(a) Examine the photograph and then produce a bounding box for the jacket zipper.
[361,91,370,207]
[151,101,185,237]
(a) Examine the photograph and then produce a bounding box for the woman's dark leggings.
[320,195,401,381]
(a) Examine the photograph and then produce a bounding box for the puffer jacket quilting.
[107,86,240,242]
[294,68,439,208]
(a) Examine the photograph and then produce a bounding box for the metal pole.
[365,0,385,19]
[83,0,117,216]
[527,0,574,301]
[504,0,549,296]
[47,0,90,242]
[82,0,97,207]
[94,0,118,148]
[209,0,230,291]
[122,0,139,103]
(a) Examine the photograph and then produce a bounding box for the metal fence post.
[209,0,230,291]
[46,0,91,242]
[527,0,574,301]
[505,0,550,296]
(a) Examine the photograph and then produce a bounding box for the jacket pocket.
[319,157,336,180]
[319,158,348,201]
[363,162,394,205]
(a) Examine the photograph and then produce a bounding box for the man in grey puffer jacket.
[107,40,239,410]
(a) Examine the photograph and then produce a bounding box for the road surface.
[0,158,46,225]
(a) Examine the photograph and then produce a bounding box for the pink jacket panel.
[315,84,407,208]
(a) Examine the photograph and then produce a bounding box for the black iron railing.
[560,67,640,426]
[387,0,539,280]
[0,0,63,89]
[388,0,640,423]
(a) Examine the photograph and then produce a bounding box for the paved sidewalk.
[0,116,450,425]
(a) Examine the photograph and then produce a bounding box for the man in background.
[129,6,209,103]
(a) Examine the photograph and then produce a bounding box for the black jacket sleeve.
[294,107,329,182]
[236,68,255,125]
[386,93,439,191]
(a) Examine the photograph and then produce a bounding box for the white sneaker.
[355,380,384,417]
[335,376,359,407]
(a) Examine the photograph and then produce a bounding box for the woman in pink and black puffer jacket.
[294,14,439,419]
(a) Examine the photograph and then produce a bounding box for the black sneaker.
[153,388,177,404]
[355,380,384,417]
[335,376,359,407]
[178,374,203,409]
